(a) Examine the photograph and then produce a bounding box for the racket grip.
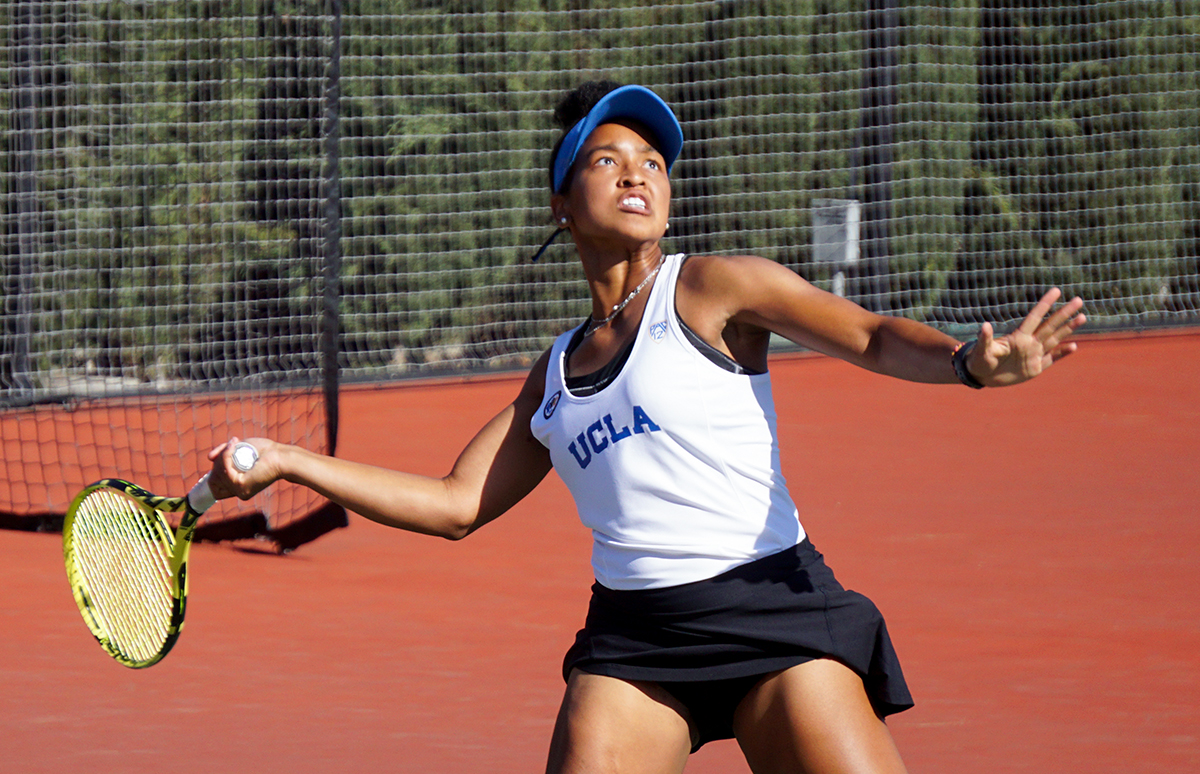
[231,441,259,472]
[188,474,216,514]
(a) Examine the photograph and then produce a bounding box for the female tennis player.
[207,82,1085,774]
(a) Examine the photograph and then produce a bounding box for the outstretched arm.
[205,353,554,540]
[678,255,1085,386]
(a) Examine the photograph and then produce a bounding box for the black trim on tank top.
[564,324,636,397]
[562,258,765,396]
[675,255,764,376]
[563,315,762,397]
[675,315,764,376]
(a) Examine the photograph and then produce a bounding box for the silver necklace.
[583,255,666,338]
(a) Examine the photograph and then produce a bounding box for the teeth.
[622,197,647,209]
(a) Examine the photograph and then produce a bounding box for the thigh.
[732,659,908,774]
[546,670,694,774]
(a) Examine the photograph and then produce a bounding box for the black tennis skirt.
[563,538,914,731]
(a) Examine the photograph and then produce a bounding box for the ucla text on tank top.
[530,254,804,590]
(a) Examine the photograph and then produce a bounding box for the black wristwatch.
[952,340,985,389]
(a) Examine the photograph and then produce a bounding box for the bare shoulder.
[680,252,786,283]
[674,255,797,368]
[679,253,879,358]
[678,254,819,318]
[679,253,814,299]
[515,348,552,409]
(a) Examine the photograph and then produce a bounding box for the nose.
[619,162,645,187]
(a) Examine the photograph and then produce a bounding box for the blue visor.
[551,85,684,194]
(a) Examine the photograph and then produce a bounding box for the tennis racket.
[62,441,259,668]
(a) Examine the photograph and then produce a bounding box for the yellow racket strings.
[71,490,177,663]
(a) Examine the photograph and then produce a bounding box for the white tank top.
[530,253,804,590]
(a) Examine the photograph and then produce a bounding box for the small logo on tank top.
[543,390,562,419]
[649,320,668,341]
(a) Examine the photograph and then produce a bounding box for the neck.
[580,243,665,319]
[581,250,667,338]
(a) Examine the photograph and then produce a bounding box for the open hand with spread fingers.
[965,288,1087,387]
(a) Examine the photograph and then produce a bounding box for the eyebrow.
[583,143,660,159]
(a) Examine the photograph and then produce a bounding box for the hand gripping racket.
[62,442,258,668]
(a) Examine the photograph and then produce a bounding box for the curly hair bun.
[552,81,625,131]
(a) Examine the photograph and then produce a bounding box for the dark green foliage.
[2,0,1198,394]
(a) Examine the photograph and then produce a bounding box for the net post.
[851,0,900,314]
[321,0,343,458]
[7,0,41,406]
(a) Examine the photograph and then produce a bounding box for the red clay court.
[3,332,1197,773]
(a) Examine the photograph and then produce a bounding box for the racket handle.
[188,473,216,514]
[232,441,259,472]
